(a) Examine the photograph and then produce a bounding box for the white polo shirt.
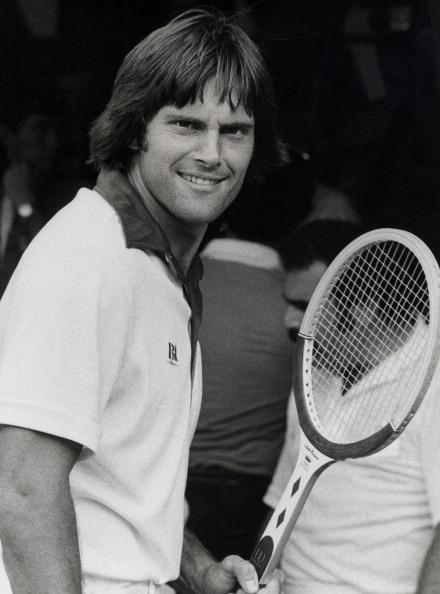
[0,172,203,585]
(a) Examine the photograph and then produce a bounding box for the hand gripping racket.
[250,228,440,584]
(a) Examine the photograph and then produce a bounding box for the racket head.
[294,228,440,460]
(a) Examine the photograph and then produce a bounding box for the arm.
[416,523,440,593]
[180,527,283,594]
[0,426,82,593]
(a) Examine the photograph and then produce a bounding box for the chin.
[183,216,219,231]
[174,212,212,230]
[178,206,229,227]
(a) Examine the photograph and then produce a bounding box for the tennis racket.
[250,228,440,584]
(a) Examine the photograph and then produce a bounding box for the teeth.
[181,174,218,186]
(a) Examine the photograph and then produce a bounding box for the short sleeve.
[0,243,130,452]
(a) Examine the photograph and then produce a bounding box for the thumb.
[221,555,259,594]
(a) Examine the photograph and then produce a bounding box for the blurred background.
[2,0,440,268]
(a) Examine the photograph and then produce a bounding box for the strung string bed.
[309,240,430,443]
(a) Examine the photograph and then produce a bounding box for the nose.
[195,130,221,167]
[284,305,304,334]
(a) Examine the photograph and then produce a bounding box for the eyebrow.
[163,112,254,130]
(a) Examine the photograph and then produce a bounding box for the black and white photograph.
[1,1,440,593]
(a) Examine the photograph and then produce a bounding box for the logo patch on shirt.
[168,342,179,365]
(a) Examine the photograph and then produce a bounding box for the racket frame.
[295,228,440,459]
[250,228,440,583]
[293,337,394,459]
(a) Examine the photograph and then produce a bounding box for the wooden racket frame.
[250,228,440,583]
[295,228,440,458]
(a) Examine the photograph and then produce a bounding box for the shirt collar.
[94,169,203,285]
[347,316,428,397]
[202,238,282,270]
[94,169,203,363]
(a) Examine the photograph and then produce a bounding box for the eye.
[221,126,247,139]
[172,119,201,132]
[175,120,192,128]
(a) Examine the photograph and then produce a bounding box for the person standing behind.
[0,111,58,294]
[186,151,315,560]
[279,219,364,341]
[0,9,285,594]
[265,219,440,593]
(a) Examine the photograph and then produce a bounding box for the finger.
[221,555,259,594]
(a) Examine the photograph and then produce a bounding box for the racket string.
[312,321,427,440]
[322,248,428,342]
[307,240,430,442]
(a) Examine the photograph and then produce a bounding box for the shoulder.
[34,187,124,254]
[14,188,128,284]
[1,194,131,321]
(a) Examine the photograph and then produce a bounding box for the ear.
[130,137,148,152]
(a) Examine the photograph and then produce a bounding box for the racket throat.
[250,433,335,584]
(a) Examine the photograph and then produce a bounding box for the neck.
[127,169,206,275]
[168,224,205,275]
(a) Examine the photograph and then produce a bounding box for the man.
[279,220,363,341]
[265,219,440,593]
[0,10,284,593]
[186,150,314,560]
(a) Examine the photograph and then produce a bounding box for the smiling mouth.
[179,173,224,187]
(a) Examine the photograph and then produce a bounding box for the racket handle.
[250,434,335,584]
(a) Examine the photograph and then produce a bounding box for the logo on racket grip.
[250,535,274,578]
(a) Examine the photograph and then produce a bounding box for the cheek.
[242,144,255,172]
[227,139,254,173]
[138,145,169,183]
[142,132,180,164]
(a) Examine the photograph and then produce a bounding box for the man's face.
[283,260,328,341]
[130,78,255,232]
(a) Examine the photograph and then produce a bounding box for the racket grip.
[249,434,335,584]
[249,535,274,579]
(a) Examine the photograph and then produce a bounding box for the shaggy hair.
[89,8,285,178]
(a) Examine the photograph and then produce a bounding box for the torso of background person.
[0,171,203,586]
[189,238,293,477]
[265,330,440,594]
